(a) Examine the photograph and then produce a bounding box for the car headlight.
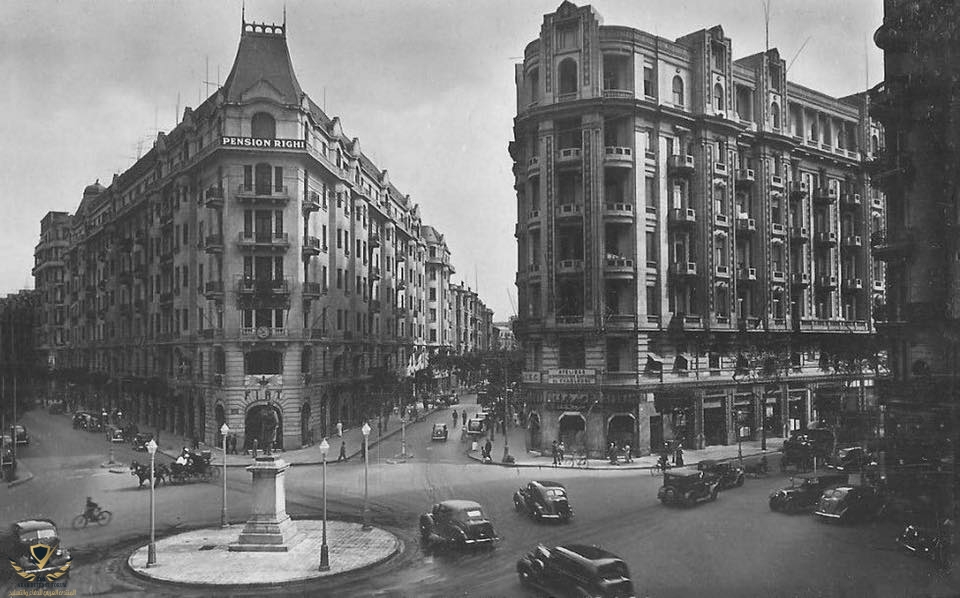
[55,548,63,556]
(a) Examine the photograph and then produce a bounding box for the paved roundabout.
[127,520,400,587]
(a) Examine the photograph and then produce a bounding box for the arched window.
[255,163,272,195]
[558,58,578,95]
[244,350,282,375]
[714,84,724,111]
[872,134,879,153]
[771,102,781,130]
[251,112,276,139]
[529,67,540,104]
[672,76,685,106]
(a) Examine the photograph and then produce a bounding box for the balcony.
[871,229,914,260]
[204,280,225,299]
[237,278,291,296]
[395,252,406,263]
[790,226,810,243]
[735,169,755,186]
[815,231,838,246]
[556,203,584,219]
[841,193,862,208]
[604,257,635,278]
[842,235,863,249]
[396,279,407,290]
[668,207,696,227]
[204,234,224,254]
[714,265,731,279]
[303,281,324,298]
[842,277,864,292]
[302,191,322,213]
[204,186,224,209]
[241,327,287,340]
[771,270,786,283]
[714,162,728,175]
[556,147,582,166]
[370,265,381,280]
[667,154,695,176]
[771,223,787,237]
[813,187,838,205]
[873,279,885,292]
[736,216,756,234]
[671,261,698,277]
[369,232,381,248]
[557,259,585,275]
[604,146,633,167]
[526,156,540,176]
[302,236,322,258]
[817,275,839,290]
[791,272,810,288]
[789,181,808,199]
[237,231,290,251]
[235,184,290,205]
[738,266,758,283]
[604,203,634,221]
[871,196,884,211]
[770,175,784,189]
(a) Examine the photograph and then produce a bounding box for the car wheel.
[784,501,799,515]
[710,488,719,502]
[735,475,745,487]
[518,565,533,585]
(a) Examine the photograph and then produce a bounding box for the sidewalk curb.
[6,471,34,488]
[465,448,776,470]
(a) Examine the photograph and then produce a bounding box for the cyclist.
[85,496,100,521]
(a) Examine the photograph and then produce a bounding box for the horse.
[130,460,167,488]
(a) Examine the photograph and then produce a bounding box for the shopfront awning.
[558,411,585,421]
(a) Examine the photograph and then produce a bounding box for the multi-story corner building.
[871,0,958,503]
[0,290,42,418]
[450,282,495,354]
[493,320,518,351]
[38,16,481,450]
[33,211,72,369]
[512,2,886,456]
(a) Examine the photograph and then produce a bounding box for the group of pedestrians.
[551,439,567,466]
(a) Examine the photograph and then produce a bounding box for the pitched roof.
[222,21,302,104]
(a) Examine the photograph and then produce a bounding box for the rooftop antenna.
[203,56,220,98]
[175,91,180,125]
[242,0,245,25]
[786,37,811,73]
[763,0,771,53]
[507,289,517,318]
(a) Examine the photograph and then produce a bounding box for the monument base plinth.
[229,515,303,552]
[228,455,302,552]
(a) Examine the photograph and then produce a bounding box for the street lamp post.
[318,438,330,571]
[400,414,407,458]
[146,439,158,567]
[736,409,744,465]
[220,423,229,527]
[361,422,371,530]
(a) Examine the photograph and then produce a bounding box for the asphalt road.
[1,397,955,598]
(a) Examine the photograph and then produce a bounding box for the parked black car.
[769,471,848,514]
[782,427,836,471]
[657,468,720,507]
[2,519,71,582]
[697,459,745,489]
[431,423,448,442]
[10,425,29,446]
[829,446,873,472]
[814,485,886,523]
[517,543,635,598]
[419,500,499,547]
[514,480,574,522]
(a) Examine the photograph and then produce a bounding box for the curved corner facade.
[512,2,887,457]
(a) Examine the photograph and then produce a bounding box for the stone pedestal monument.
[229,456,303,552]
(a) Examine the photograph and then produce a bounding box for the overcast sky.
[0,0,883,321]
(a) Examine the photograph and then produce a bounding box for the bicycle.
[72,507,112,529]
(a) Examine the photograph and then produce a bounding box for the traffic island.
[127,520,400,587]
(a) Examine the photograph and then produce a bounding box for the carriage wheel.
[209,467,221,479]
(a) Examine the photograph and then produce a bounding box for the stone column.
[229,456,302,552]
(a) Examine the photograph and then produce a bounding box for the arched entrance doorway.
[558,412,586,450]
[300,402,312,446]
[214,404,225,446]
[528,412,542,449]
[244,404,283,452]
[607,414,636,448]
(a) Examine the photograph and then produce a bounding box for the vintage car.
[517,543,635,598]
[10,425,29,446]
[465,418,486,437]
[106,426,125,443]
[419,500,499,548]
[782,427,836,470]
[814,485,886,523]
[829,446,872,472]
[132,432,155,452]
[2,519,71,581]
[769,471,848,514]
[437,392,460,407]
[431,423,448,442]
[657,467,720,507]
[513,480,574,522]
[697,459,745,489]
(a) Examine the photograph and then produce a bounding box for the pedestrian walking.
[483,438,492,461]
[624,443,632,463]
[551,440,559,466]
[451,409,458,427]
[337,440,347,462]
[336,420,343,438]
[675,444,684,467]
[462,411,467,426]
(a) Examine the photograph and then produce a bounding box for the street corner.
[126,519,401,588]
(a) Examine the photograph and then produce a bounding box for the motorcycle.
[897,521,952,566]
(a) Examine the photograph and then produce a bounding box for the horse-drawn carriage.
[167,450,219,484]
[130,460,170,488]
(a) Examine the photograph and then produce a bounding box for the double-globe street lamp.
[361,422,371,531]
[735,409,744,465]
[220,423,230,527]
[146,438,158,567]
[318,438,330,571]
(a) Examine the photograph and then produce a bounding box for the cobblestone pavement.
[127,520,400,587]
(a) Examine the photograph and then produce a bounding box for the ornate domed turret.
[83,179,106,197]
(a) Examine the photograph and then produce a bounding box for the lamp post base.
[147,543,156,567]
[319,543,329,571]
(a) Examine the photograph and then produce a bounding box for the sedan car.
[2,519,71,582]
[11,425,29,446]
[431,423,448,442]
[517,543,635,598]
[769,471,848,514]
[419,500,499,548]
[657,468,720,507]
[465,418,486,437]
[514,480,574,522]
[814,485,886,523]
[697,459,745,489]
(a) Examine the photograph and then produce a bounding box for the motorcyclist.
[85,496,99,520]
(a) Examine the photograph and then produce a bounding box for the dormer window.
[251,112,276,139]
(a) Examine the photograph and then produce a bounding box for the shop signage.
[544,391,592,410]
[521,371,542,384]
[545,368,596,385]
[221,136,306,150]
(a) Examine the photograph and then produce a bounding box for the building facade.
[36,17,492,450]
[512,2,887,457]
[871,0,958,506]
